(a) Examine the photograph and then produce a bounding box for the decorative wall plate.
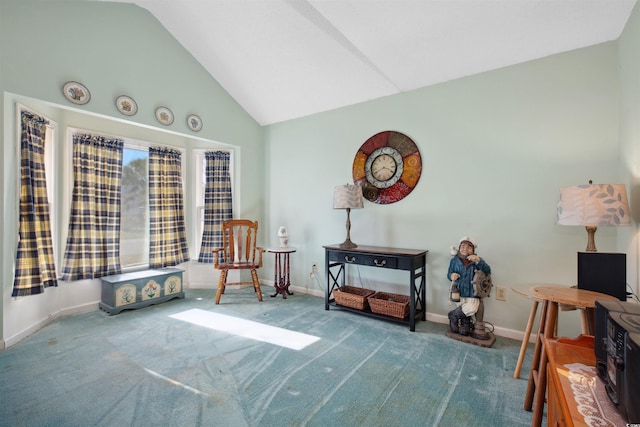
[115,95,138,116]
[352,131,422,205]
[155,106,174,125]
[62,81,91,105]
[186,114,203,132]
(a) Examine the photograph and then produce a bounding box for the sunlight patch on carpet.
[144,368,209,397]
[170,308,320,350]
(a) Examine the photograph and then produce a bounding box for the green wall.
[265,42,623,338]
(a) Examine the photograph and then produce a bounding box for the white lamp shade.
[333,184,364,209]
[557,184,631,227]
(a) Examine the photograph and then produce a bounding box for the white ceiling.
[110,0,636,125]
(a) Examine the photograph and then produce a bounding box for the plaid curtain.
[12,112,58,296]
[61,134,123,281]
[198,151,233,262]
[148,147,189,268]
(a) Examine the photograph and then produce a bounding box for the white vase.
[277,226,288,248]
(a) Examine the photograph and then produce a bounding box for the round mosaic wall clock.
[352,131,422,205]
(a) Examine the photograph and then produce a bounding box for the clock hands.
[372,165,392,173]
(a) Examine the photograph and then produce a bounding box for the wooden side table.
[268,247,296,299]
[523,286,618,427]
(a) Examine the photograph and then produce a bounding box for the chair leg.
[251,269,263,302]
[215,270,228,304]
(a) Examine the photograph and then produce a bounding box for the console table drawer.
[329,251,398,269]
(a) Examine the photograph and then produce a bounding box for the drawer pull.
[345,256,356,263]
[374,259,387,267]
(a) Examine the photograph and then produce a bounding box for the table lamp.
[556,182,631,252]
[333,184,364,249]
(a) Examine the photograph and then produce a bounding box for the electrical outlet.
[496,286,507,301]
[310,262,319,278]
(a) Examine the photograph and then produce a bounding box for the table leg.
[531,301,558,427]
[409,267,416,332]
[580,307,596,335]
[271,253,285,298]
[271,252,294,299]
[514,299,539,379]
[524,299,548,411]
[284,253,293,295]
[420,267,426,321]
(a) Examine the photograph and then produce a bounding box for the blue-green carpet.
[0,288,536,426]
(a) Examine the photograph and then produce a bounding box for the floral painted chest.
[99,268,184,315]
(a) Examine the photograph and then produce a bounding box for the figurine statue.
[447,236,492,340]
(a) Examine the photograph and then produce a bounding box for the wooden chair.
[213,219,265,304]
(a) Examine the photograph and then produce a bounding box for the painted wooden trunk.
[99,268,185,315]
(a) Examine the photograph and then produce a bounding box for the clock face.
[353,131,422,204]
[365,147,403,188]
[371,154,396,181]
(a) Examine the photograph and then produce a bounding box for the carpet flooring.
[0,288,537,426]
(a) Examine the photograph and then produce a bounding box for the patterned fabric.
[148,147,190,268]
[61,134,123,281]
[12,112,58,296]
[198,151,233,263]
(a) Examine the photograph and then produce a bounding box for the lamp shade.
[333,184,364,210]
[557,183,630,227]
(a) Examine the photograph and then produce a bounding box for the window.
[121,147,149,268]
[64,129,187,273]
[15,108,232,285]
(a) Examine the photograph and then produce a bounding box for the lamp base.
[339,239,358,249]
[585,226,598,252]
[339,207,357,249]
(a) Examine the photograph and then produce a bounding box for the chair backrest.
[220,219,259,264]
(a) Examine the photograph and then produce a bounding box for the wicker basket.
[333,286,375,310]
[368,292,410,319]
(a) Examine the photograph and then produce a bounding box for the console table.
[323,244,427,331]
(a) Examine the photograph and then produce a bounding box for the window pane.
[121,148,149,267]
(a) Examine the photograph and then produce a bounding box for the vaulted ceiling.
[108,0,636,125]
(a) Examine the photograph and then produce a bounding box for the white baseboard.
[5,281,530,349]
[4,301,99,349]
[289,284,324,298]
[276,284,532,343]
[188,281,216,289]
[426,312,531,342]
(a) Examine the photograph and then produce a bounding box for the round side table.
[267,247,296,299]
